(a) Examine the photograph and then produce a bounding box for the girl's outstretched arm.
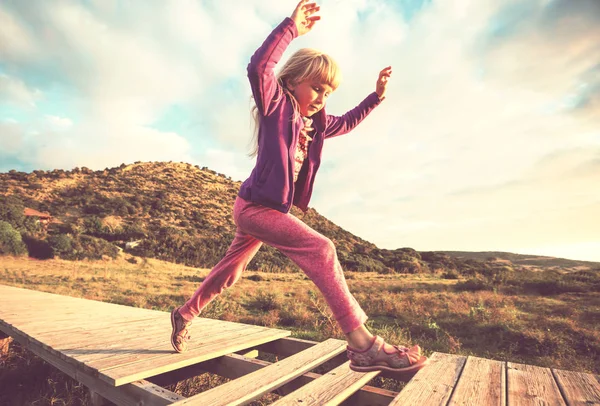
[247,1,321,116]
[325,66,393,138]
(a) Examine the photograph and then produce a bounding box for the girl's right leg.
[178,229,263,321]
[171,225,262,352]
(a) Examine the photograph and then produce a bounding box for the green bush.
[522,279,586,295]
[0,221,28,256]
[48,234,74,258]
[44,234,119,260]
[442,270,460,279]
[392,259,423,274]
[455,278,493,291]
[249,290,282,312]
[73,235,119,260]
[83,216,104,234]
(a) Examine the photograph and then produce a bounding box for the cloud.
[0,73,42,108]
[0,120,25,155]
[1,0,599,260]
[45,115,73,129]
[0,7,36,61]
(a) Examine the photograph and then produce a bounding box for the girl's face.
[289,80,334,117]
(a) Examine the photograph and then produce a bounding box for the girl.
[171,0,429,378]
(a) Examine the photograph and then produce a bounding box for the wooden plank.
[0,283,292,388]
[1,323,184,406]
[448,356,505,406]
[35,315,221,348]
[552,368,600,406]
[35,316,171,347]
[100,328,291,386]
[149,352,398,406]
[87,321,262,368]
[11,313,160,331]
[1,314,162,336]
[390,352,467,406]
[272,360,380,405]
[507,362,566,406]
[171,338,348,406]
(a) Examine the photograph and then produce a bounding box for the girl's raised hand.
[291,0,321,36]
[376,66,392,100]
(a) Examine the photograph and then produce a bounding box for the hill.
[1,162,598,276]
[440,251,598,272]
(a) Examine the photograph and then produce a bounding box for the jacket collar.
[310,107,327,134]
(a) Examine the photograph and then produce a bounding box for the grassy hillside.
[2,162,597,277]
[440,251,599,270]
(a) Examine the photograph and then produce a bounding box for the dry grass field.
[1,254,599,405]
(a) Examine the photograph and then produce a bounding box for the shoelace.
[392,345,409,353]
[393,345,420,366]
[179,321,192,342]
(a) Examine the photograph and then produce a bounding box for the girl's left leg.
[234,199,428,379]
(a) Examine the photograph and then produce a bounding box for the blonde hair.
[248,48,341,157]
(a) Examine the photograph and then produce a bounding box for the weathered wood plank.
[448,356,505,406]
[99,328,291,386]
[272,360,380,405]
[171,338,348,406]
[149,352,398,406]
[507,362,566,406]
[0,284,292,388]
[552,368,600,406]
[389,352,467,406]
[62,319,247,364]
[88,322,269,369]
[38,318,170,348]
[1,323,184,406]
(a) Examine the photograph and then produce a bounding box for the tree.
[0,221,28,256]
[0,196,25,230]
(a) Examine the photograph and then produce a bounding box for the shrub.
[341,254,387,273]
[83,216,104,234]
[442,270,460,279]
[249,290,282,312]
[0,221,28,256]
[48,234,74,258]
[74,235,119,260]
[246,274,265,282]
[392,259,423,274]
[455,278,493,291]
[522,279,586,295]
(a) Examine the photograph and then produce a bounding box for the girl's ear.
[286,79,296,91]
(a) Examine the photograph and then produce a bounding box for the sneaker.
[170,307,192,353]
[347,335,428,378]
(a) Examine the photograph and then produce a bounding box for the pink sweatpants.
[178,196,368,334]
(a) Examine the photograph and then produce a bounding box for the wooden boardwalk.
[1,284,599,405]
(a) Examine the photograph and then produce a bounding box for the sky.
[1,0,599,262]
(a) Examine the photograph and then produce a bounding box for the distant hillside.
[1,162,598,275]
[440,251,600,271]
